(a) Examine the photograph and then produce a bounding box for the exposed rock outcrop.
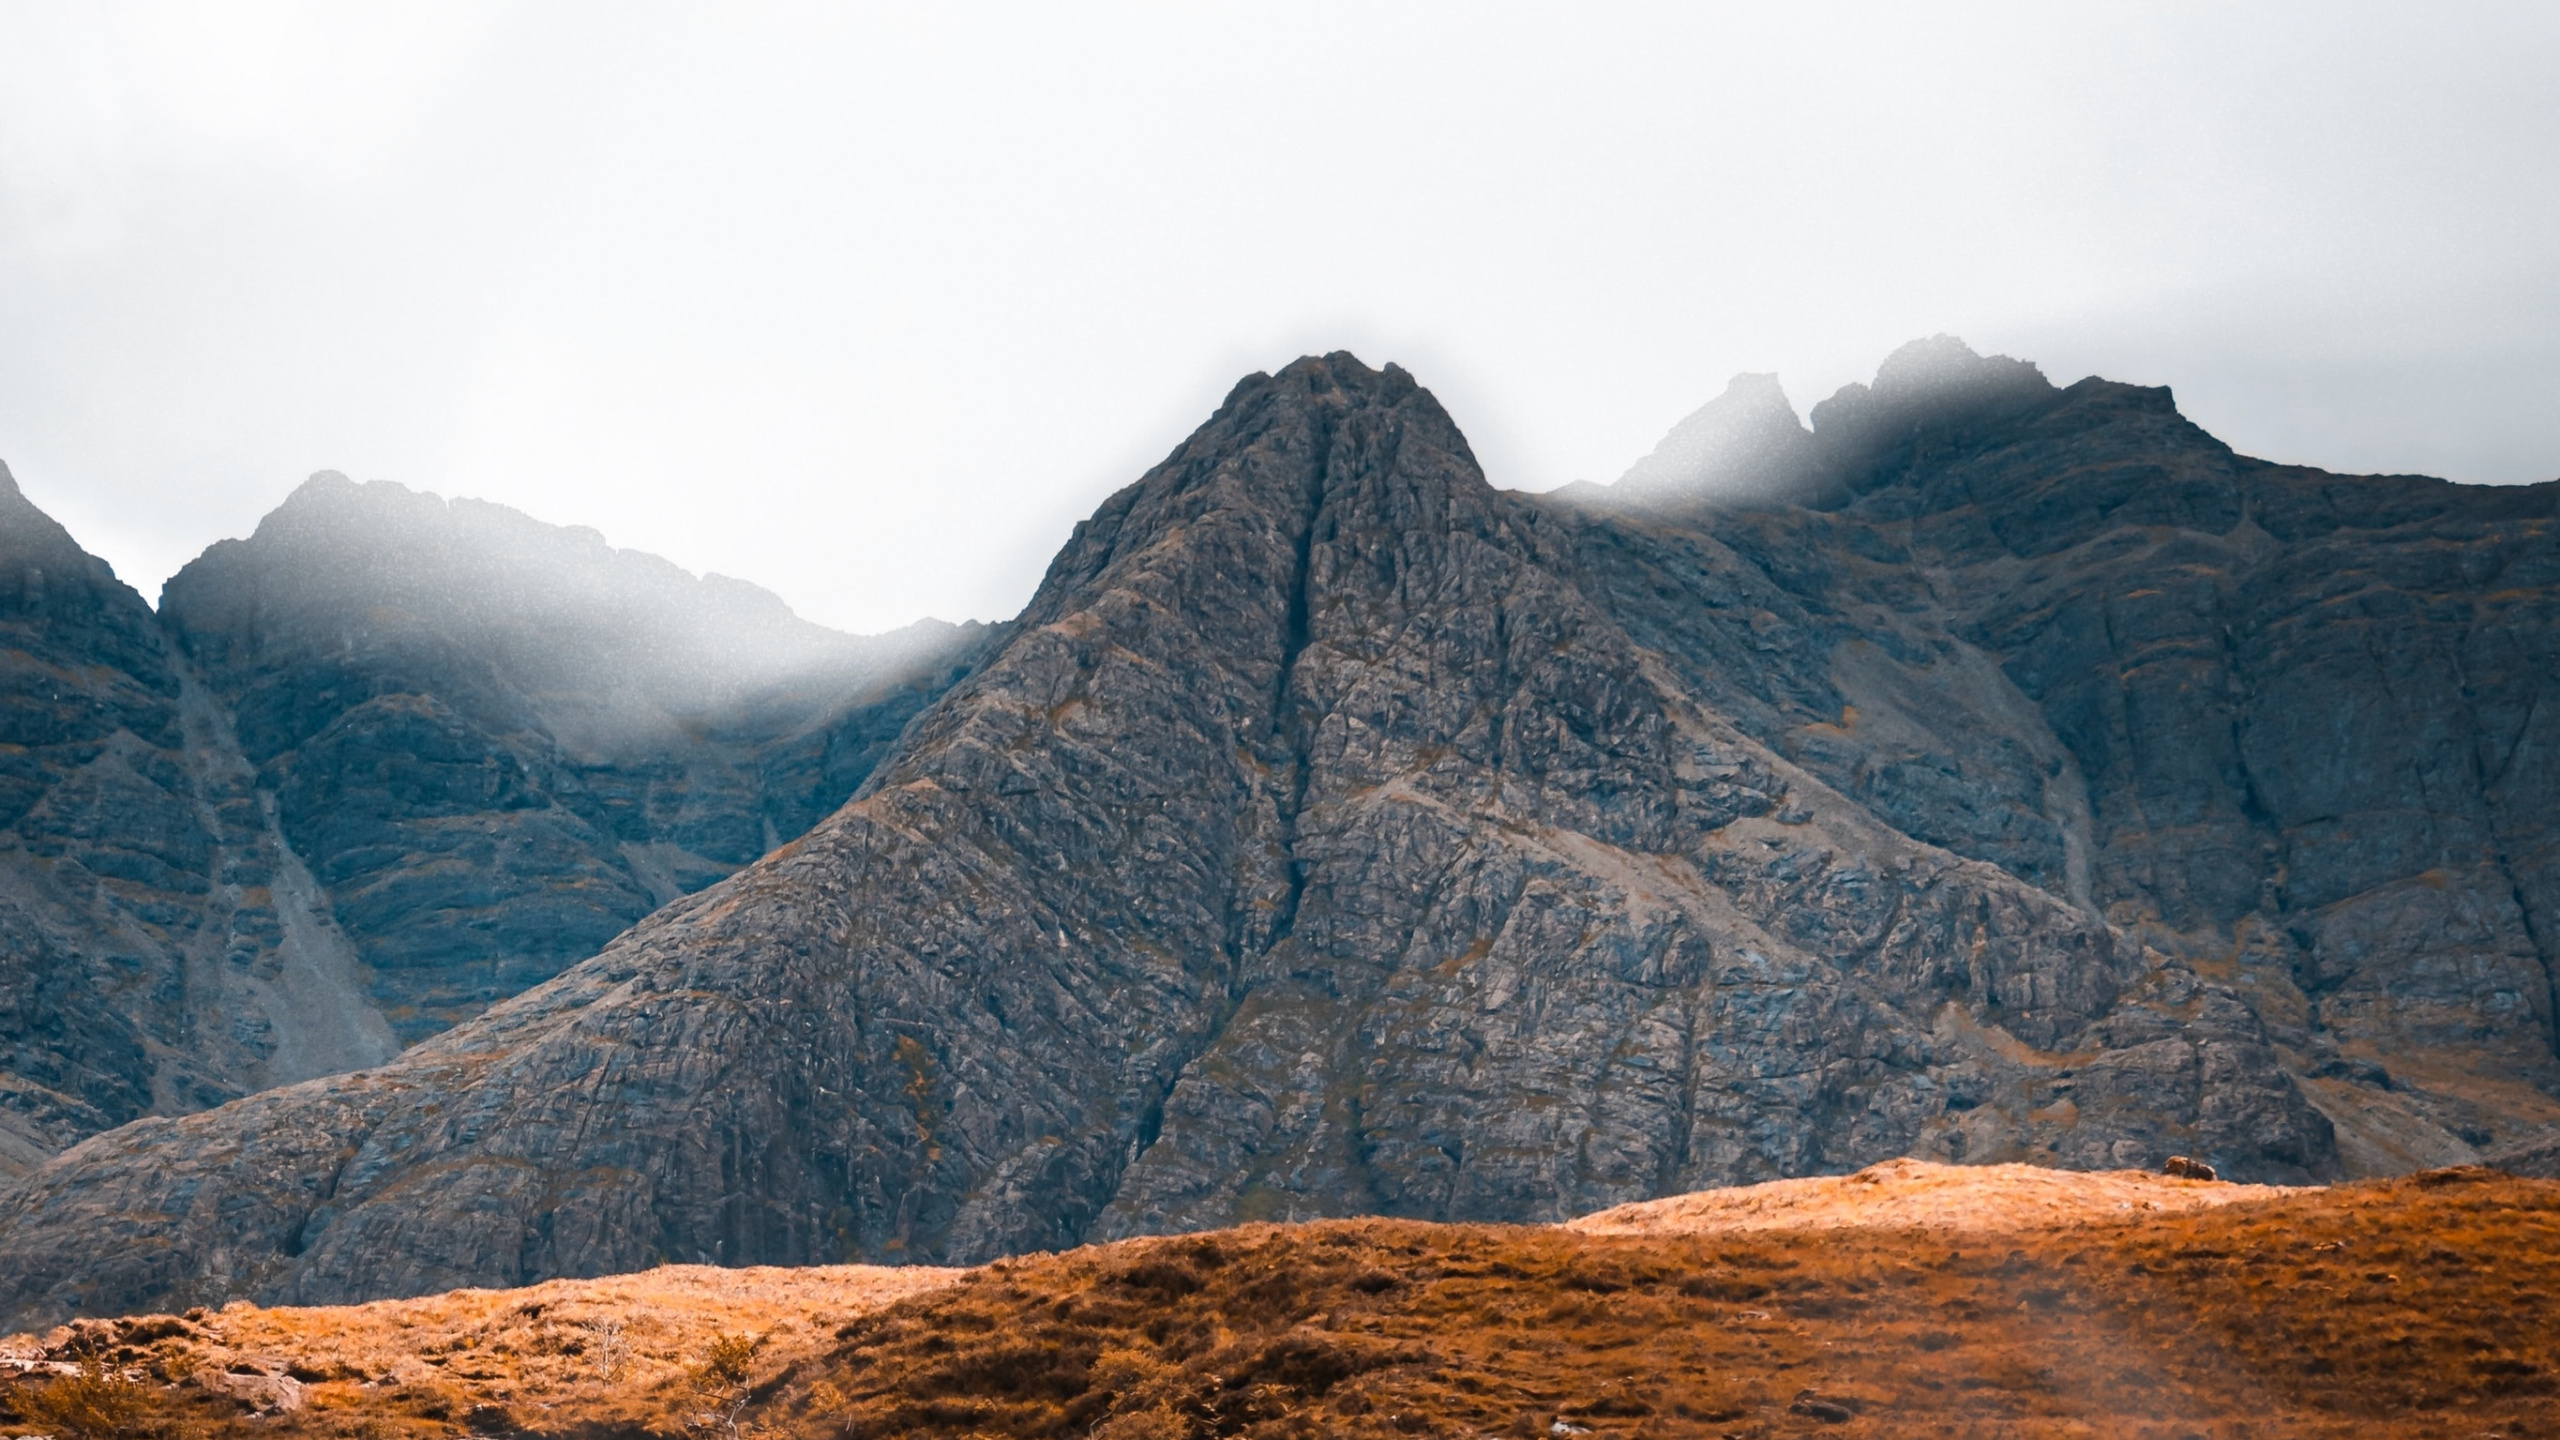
[12,348,2510,1327]
[0,463,401,1180]
[2485,1127,2560,1179]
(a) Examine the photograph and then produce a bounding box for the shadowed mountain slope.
[0,462,246,1171]
[0,469,992,1180]
[5,350,2488,1328]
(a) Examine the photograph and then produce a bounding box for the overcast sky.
[3,3,2555,633]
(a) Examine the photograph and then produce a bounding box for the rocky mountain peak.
[1867,333,2048,406]
[1017,351,1452,627]
[1590,337,2060,514]
[1809,333,2049,429]
[0,469,225,1171]
[173,473,868,734]
[0,461,159,650]
[1611,372,1817,505]
[1805,335,2054,480]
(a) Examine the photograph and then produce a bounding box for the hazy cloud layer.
[2,1,2554,632]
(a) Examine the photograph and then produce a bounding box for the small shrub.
[19,1359,155,1439]
[689,1332,764,1439]
[587,1316,632,1380]
[699,1332,761,1390]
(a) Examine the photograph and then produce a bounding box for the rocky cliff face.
[0,462,232,1170]
[0,464,405,1178]
[0,469,990,1176]
[13,345,2536,1328]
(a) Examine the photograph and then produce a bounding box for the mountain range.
[1,338,2554,1329]
[0,470,992,1175]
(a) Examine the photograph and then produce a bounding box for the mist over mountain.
[1607,372,1815,506]
[156,475,999,1042]
[0,468,991,1174]
[2,341,2552,1329]
[1586,334,2055,509]
[167,474,961,753]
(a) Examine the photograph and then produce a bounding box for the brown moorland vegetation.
[1565,1157,2303,1238]
[0,1264,958,1439]
[4,1165,2553,1439]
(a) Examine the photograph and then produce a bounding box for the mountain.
[1562,337,2560,1172]
[159,474,997,1042]
[0,468,992,1178]
[10,344,2553,1327]
[1609,371,1815,506]
[0,462,251,1172]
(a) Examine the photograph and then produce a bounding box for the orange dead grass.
[1567,1157,2301,1237]
[4,1166,2554,1439]
[782,1169,2557,1440]
[1,1264,956,1438]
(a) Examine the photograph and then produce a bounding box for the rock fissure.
[2450,638,2560,1069]
[1256,412,1338,957]
[2498,849,2560,1066]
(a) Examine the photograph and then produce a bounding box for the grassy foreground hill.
[4,1162,2553,1439]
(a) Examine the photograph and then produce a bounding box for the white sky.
[3,2,2555,634]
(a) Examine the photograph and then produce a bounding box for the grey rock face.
[0,350,2445,1329]
[2485,1128,2560,1179]
[0,462,204,1169]
[0,462,393,1178]
[0,467,990,1180]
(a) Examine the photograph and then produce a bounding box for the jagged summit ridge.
[1599,334,2058,508]
[1808,332,2052,443]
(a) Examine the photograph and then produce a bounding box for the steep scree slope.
[0,352,2421,1327]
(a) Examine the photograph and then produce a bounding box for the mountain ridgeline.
[0,469,994,1174]
[1,341,2556,1329]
